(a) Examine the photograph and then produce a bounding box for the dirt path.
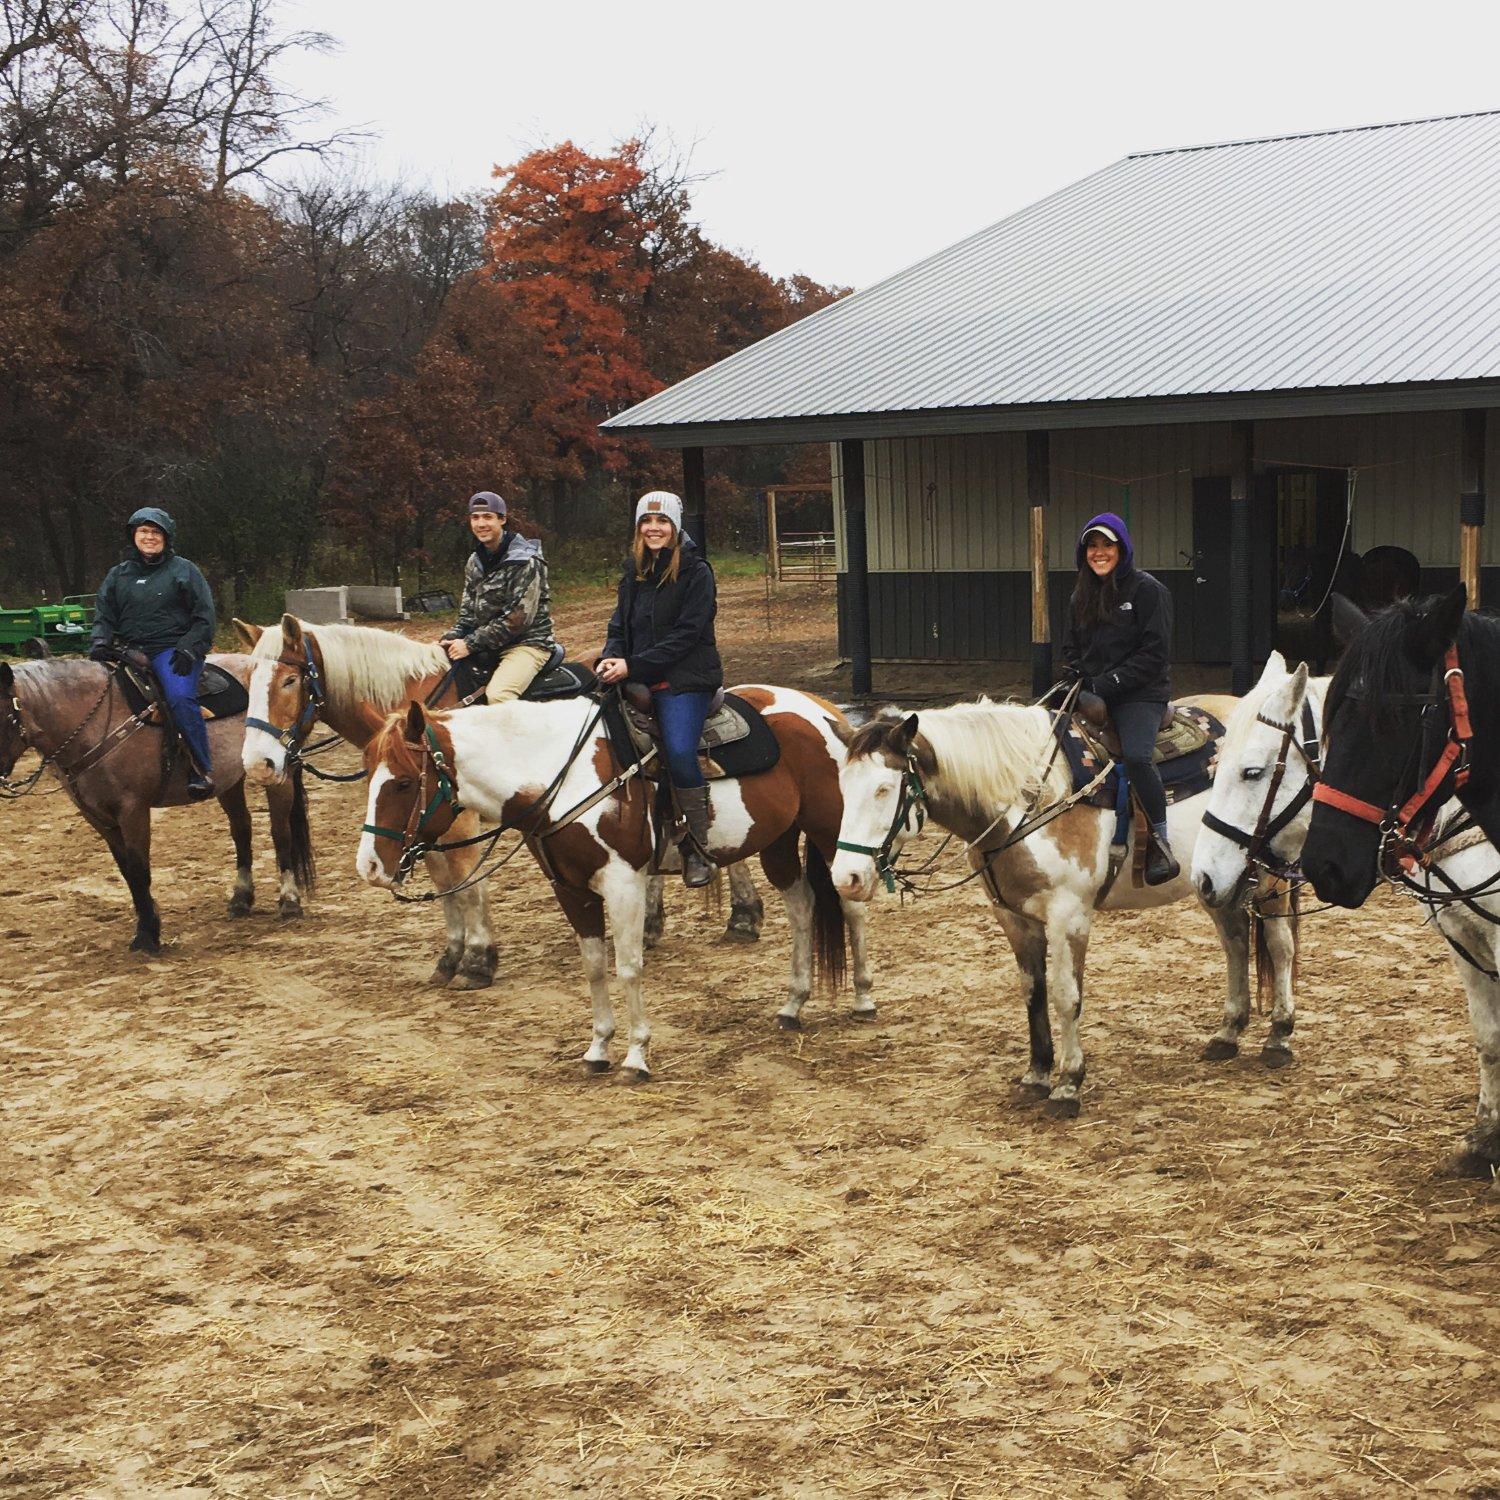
[2,580,1498,1497]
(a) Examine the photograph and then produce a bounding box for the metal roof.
[604,111,1500,445]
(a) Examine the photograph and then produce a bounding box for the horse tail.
[289,764,317,892]
[1254,911,1272,1012]
[805,838,847,993]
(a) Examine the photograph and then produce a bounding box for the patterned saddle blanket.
[1053,705,1224,814]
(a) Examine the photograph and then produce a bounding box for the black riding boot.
[1144,820,1179,886]
[676,785,714,888]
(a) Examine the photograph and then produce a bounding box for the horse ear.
[231,618,263,649]
[824,715,854,747]
[891,713,919,753]
[0,662,12,693]
[281,613,304,651]
[404,700,427,742]
[1329,591,1370,647]
[1257,650,1287,685]
[1285,662,1310,714]
[1418,584,1468,660]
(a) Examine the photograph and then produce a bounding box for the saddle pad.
[118,660,248,720]
[1054,706,1224,812]
[602,692,781,781]
[522,661,596,701]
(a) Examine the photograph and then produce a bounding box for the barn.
[602,110,1500,695]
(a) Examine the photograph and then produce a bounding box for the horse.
[1204,648,1500,1178]
[355,687,874,1079]
[1304,586,1500,905]
[827,692,1297,1115]
[0,655,313,953]
[236,616,766,990]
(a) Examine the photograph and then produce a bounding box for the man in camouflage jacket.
[441,491,558,701]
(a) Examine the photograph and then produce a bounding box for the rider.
[89,506,217,799]
[1062,511,1179,886]
[596,491,722,889]
[441,491,558,703]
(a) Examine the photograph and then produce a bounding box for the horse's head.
[0,662,25,778]
[1304,584,1467,908]
[1192,651,1314,908]
[242,615,323,786]
[357,701,462,889]
[829,711,933,901]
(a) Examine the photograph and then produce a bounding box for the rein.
[1,669,140,799]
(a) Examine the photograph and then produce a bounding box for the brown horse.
[237,614,765,990]
[0,656,313,953]
[356,688,875,1079]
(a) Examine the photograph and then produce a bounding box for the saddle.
[115,654,248,722]
[610,682,781,781]
[1054,703,1224,813]
[451,644,596,705]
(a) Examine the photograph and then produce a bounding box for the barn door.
[1191,475,1277,667]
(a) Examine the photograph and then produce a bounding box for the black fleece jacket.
[603,538,723,694]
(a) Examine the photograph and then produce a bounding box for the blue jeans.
[150,648,213,776]
[1112,698,1168,826]
[652,689,713,788]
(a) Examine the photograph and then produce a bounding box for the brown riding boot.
[676,785,714,889]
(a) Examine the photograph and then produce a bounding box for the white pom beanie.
[634,491,683,532]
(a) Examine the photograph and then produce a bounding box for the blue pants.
[1113,698,1168,826]
[652,689,713,788]
[150,648,213,776]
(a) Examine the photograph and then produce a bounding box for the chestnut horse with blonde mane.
[356,687,875,1078]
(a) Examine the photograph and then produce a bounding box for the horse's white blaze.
[241,663,287,783]
[830,756,908,900]
[356,765,395,886]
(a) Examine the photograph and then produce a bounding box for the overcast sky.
[279,0,1500,291]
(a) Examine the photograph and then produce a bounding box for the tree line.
[0,0,841,604]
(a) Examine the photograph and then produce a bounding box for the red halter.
[1311,645,1471,839]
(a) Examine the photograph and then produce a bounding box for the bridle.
[246,639,325,759]
[0,668,124,798]
[835,750,928,894]
[1311,644,1472,875]
[1201,698,1321,883]
[361,722,463,883]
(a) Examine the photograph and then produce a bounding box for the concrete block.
[346,585,407,620]
[285,586,348,624]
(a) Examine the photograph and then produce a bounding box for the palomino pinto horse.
[0,656,312,952]
[237,616,765,990]
[1199,648,1500,1176]
[357,688,874,1078]
[829,693,1295,1115]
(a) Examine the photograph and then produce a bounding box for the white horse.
[1195,652,1500,1178]
[356,687,875,1078]
[828,693,1292,1114]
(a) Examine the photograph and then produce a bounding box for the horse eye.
[874,784,892,799]
[1241,766,1265,781]
[393,778,414,792]
[280,676,297,689]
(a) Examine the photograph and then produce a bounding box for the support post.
[1229,421,1254,696]
[1461,408,1486,609]
[682,447,707,556]
[840,439,874,698]
[1026,431,1051,698]
[765,489,780,581]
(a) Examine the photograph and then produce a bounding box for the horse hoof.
[447,972,493,993]
[623,1065,652,1083]
[129,935,161,956]
[776,1013,803,1032]
[1444,1146,1500,1181]
[583,1058,611,1075]
[1013,1078,1050,1098]
[1042,1094,1082,1119]
[278,899,303,921]
[722,924,761,943]
[425,967,455,988]
[1201,1038,1239,1062]
[850,1006,877,1022]
[1260,1046,1295,1070]
[226,897,253,918]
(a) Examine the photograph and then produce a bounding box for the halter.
[246,639,325,756]
[1311,644,1472,873]
[836,751,928,893]
[1201,698,1321,882]
[361,723,462,880]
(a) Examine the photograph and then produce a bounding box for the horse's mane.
[254,621,448,709]
[852,699,1066,813]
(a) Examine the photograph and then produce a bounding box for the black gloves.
[88,643,111,662]
[170,648,198,676]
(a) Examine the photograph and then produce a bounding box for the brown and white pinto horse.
[356,687,874,1078]
[237,616,765,990]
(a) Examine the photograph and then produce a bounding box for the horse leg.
[645,874,666,949]
[605,872,652,1079]
[218,778,254,916]
[725,860,764,942]
[427,846,497,990]
[1259,907,1298,1068]
[104,806,160,954]
[761,828,813,1030]
[1042,901,1091,1116]
[1202,904,1252,1061]
[263,779,303,919]
[841,895,876,1019]
[994,906,1051,1093]
[554,885,614,1072]
[1447,927,1500,1178]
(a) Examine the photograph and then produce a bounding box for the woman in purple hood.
[1062,512,1179,885]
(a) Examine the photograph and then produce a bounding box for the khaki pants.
[481,642,553,703]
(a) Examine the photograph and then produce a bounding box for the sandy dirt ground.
[2,577,1499,1497]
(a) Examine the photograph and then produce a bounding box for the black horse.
[1303,586,1500,909]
